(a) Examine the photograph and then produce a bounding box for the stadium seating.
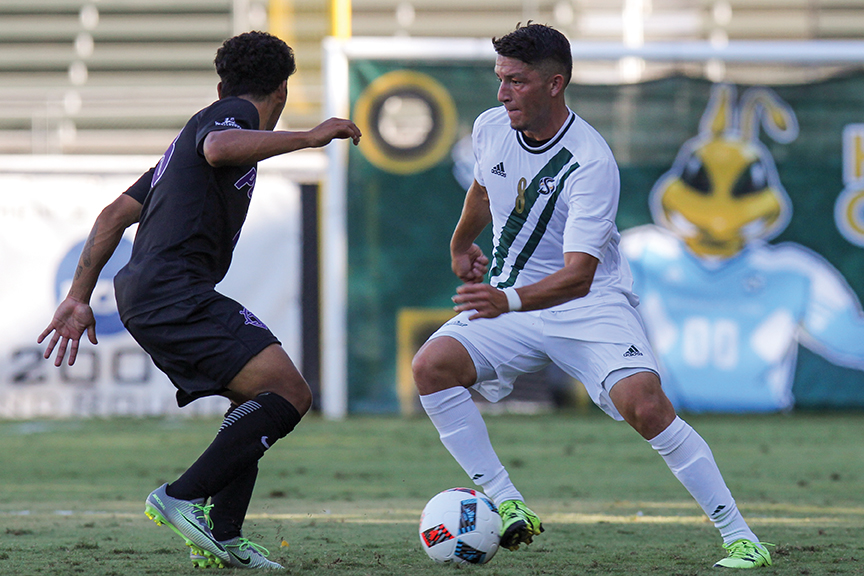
[1,0,863,154]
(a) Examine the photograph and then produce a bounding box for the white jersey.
[472,106,637,311]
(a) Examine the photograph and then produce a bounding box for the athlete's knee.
[255,391,304,439]
[411,347,444,395]
[228,345,313,415]
[272,375,312,416]
[226,377,312,416]
[412,337,475,395]
[292,378,313,415]
[630,396,675,439]
[610,372,675,439]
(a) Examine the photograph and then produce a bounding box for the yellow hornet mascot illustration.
[622,84,864,412]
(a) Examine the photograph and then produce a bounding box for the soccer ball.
[419,488,502,564]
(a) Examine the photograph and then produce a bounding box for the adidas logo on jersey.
[623,345,643,358]
[491,162,506,177]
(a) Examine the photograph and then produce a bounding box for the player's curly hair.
[493,23,572,87]
[215,31,297,98]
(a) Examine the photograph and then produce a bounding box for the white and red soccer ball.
[419,488,502,564]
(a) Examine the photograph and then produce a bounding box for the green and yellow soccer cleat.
[498,500,544,551]
[144,484,229,567]
[190,537,283,569]
[221,537,284,569]
[714,539,773,569]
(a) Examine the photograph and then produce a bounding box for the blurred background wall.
[2,0,864,155]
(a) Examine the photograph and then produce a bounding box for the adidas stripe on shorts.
[427,296,659,421]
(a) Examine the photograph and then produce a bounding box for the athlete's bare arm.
[38,192,143,366]
[450,180,492,284]
[452,251,598,320]
[202,118,361,167]
[496,250,598,310]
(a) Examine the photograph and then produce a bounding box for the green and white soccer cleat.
[220,537,284,569]
[498,500,544,551]
[190,537,283,569]
[144,483,229,566]
[714,539,773,569]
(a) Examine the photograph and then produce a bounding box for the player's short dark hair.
[215,31,296,99]
[493,23,572,87]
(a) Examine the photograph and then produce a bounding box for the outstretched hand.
[37,296,98,366]
[309,117,362,147]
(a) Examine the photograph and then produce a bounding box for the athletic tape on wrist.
[501,287,522,312]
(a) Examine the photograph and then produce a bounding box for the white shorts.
[428,298,659,420]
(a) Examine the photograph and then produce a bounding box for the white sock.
[419,387,523,505]
[649,416,758,545]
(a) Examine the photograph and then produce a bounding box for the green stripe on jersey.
[489,148,579,288]
[489,148,574,281]
[497,160,581,287]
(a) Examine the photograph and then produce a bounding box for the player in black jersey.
[38,31,361,569]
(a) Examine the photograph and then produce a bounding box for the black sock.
[207,402,260,542]
[210,464,258,541]
[167,392,301,501]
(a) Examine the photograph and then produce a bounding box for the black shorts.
[123,291,280,407]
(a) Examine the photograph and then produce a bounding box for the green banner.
[347,63,864,413]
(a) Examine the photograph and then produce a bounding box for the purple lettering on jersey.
[152,134,179,187]
[235,167,257,199]
[240,308,268,330]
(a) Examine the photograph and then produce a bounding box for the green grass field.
[1,410,863,575]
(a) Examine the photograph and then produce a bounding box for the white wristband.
[501,287,522,312]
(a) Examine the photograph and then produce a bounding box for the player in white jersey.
[412,24,772,569]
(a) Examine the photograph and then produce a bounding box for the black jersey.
[114,97,260,321]
[122,166,155,204]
